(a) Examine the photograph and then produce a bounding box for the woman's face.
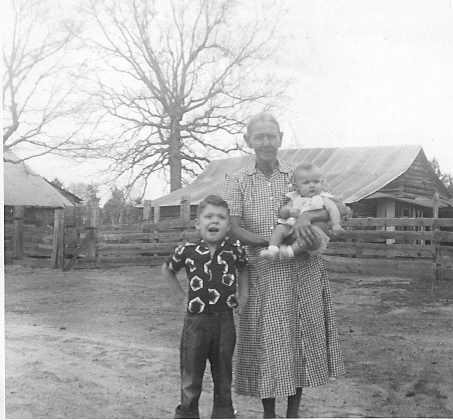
[245,120,282,164]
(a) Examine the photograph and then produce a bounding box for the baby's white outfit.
[278,191,333,254]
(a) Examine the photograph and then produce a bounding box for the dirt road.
[5,264,453,418]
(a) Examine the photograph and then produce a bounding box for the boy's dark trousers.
[174,311,236,419]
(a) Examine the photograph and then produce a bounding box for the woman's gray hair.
[245,112,281,137]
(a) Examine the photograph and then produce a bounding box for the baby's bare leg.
[280,225,325,258]
[269,224,292,248]
[261,224,292,260]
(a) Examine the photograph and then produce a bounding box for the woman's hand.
[294,213,317,248]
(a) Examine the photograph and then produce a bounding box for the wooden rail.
[5,214,453,280]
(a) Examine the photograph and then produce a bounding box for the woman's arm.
[229,216,269,247]
[294,199,349,245]
[237,267,249,314]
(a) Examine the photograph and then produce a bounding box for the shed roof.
[152,145,446,207]
[4,150,73,208]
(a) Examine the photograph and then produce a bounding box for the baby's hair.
[246,112,281,138]
[292,163,322,185]
[294,162,319,173]
[197,194,230,217]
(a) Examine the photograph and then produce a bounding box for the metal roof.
[3,150,74,208]
[152,145,441,207]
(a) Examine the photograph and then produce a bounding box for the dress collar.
[245,156,292,176]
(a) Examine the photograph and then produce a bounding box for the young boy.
[161,194,248,419]
[261,162,344,260]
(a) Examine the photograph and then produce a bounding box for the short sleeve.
[232,240,247,269]
[224,173,243,218]
[166,244,187,273]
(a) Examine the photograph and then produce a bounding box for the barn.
[150,145,453,221]
[3,150,74,261]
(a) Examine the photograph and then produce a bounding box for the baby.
[261,162,343,260]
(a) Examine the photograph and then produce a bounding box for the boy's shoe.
[174,404,199,419]
[279,245,295,259]
[211,405,236,418]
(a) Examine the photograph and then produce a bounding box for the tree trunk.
[169,115,182,191]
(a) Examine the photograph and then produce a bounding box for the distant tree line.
[430,158,453,195]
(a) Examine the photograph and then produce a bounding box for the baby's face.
[294,169,323,197]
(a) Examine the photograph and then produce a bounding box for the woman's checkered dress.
[224,158,345,399]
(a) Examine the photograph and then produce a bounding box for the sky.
[5,0,453,203]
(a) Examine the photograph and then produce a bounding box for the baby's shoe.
[279,245,295,259]
[260,245,280,260]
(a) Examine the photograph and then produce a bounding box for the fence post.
[87,198,99,261]
[432,192,441,284]
[13,206,25,259]
[153,204,160,224]
[143,200,152,222]
[180,195,191,225]
[51,208,65,268]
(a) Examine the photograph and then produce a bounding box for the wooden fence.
[80,216,453,280]
[5,205,453,280]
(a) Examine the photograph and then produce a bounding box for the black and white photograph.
[2,0,453,418]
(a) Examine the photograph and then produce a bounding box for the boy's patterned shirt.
[167,237,247,314]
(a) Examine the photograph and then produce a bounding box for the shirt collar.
[199,237,229,249]
[245,157,292,176]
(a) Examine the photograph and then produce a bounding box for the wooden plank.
[337,230,434,242]
[343,217,453,228]
[433,192,442,283]
[180,195,191,224]
[98,242,177,252]
[144,219,197,231]
[326,242,433,259]
[13,206,25,259]
[4,224,14,235]
[97,255,165,266]
[99,232,159,242]
[51,209,64,268]
[324,255,435,280]
[439,245,453,256]
[143,200,152,222]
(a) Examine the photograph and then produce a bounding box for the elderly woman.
[224,113,345,418]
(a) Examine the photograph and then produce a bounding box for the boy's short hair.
[197,194,230,217]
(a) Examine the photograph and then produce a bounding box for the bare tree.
[2,0,100,163]
[82,0,287,193]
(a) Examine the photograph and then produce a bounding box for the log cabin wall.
[378,150,448,200]
[349,199,377,217]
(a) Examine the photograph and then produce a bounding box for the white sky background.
[4,0,453,203]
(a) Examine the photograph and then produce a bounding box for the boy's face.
[294,169,323,197]
[196,204,230,245]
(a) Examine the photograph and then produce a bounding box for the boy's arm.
[237,267,249,314]
[161,263,185,306]
[229,216,269,247]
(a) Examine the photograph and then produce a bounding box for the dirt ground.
[4,263,453,418]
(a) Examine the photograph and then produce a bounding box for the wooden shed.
[3,150,74,262]
[150,145,452,221]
